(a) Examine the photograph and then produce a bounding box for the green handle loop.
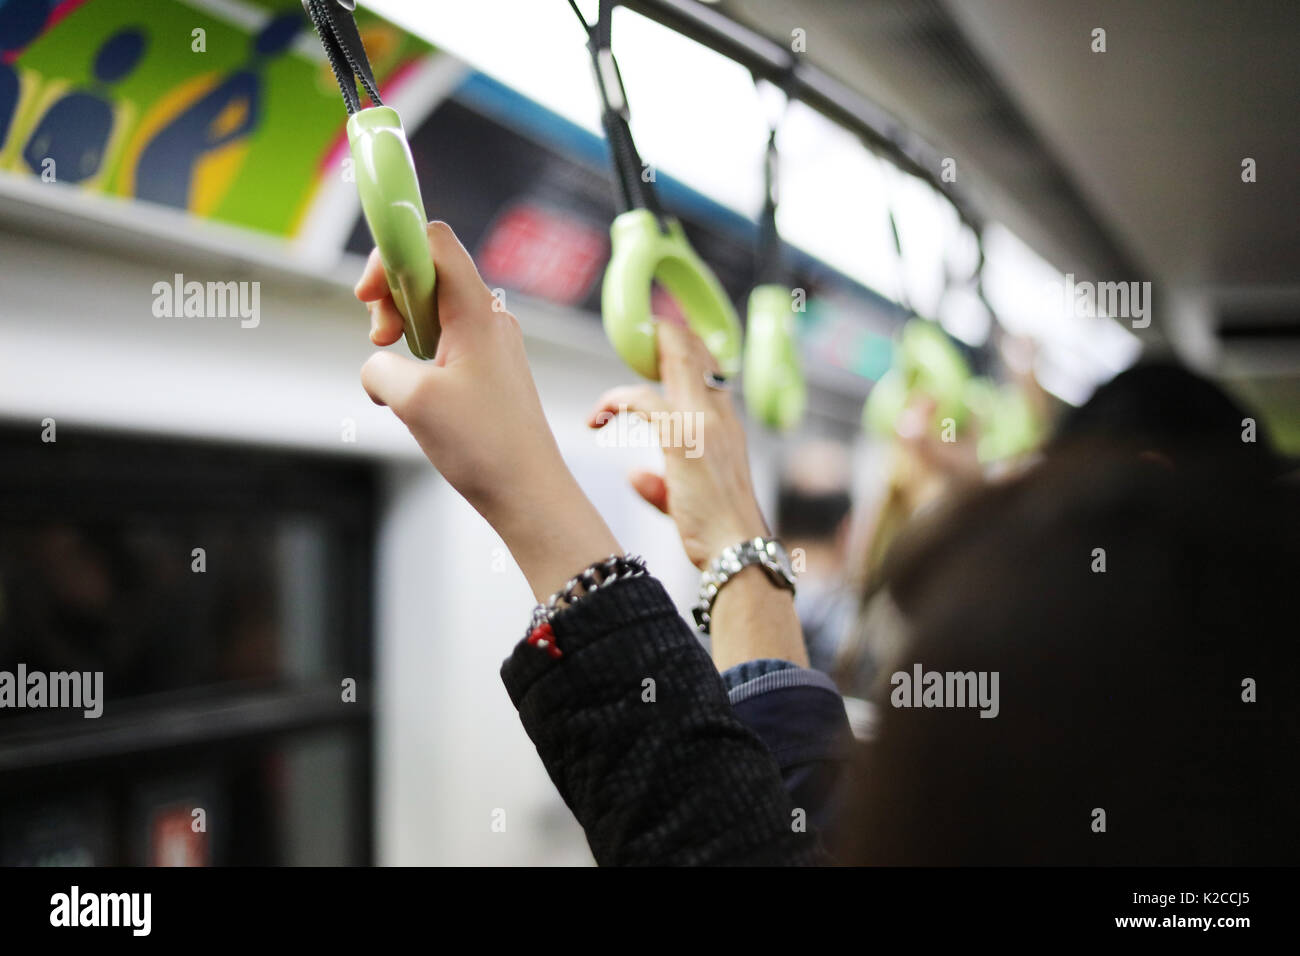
[742,283,806,430]
[347,106,439,360]
[863,318,1041,462]
[601,209,743,380]
[962,377,1041,462]
[863,319,971,436]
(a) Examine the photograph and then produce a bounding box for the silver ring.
[704,371,730,391]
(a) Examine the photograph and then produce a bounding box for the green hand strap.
[348,106,439,360]
[962,377,1041,462]
[303,0,439,360]
[863,318,1040,462]
[602,209,743,380]
[743,284,806,430]
[863,318,971,436]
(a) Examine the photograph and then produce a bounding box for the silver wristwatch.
[692,536,797,633]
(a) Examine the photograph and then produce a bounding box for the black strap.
[972,229,997,325]
[751,70,797,287]
[568,0,665,225]
[302,0,383,115]
[756,127,782,286]
[886,205,916,319]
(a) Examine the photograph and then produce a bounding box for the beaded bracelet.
[524,553,649,658]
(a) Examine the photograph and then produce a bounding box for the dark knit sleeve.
[501,575,826,866]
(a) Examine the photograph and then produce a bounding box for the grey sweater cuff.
[721,658,842,705]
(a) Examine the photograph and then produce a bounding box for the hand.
[894,396,983,488]
[589,321,805,669]
[356,222,618,600]
[588,321,769,569]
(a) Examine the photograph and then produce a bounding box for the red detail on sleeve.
[527,620,563,659]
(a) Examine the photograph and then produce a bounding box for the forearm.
[709,564,808,671]
[487,470,621,602]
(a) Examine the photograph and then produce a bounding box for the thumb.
[360,351,438,419]
[628,469,670,515]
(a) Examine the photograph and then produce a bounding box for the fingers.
[895,397,938,441]
[656,321,722,408]
[354,248,405,346]
[360,351,436,416]
[367,296,406,347]
[425,220,494,318]
[354,246,391,303]
[354,221,494,339]
[628,469,670,515]
[587,384,668,428]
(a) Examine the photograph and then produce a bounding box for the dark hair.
[776,488,852,541]
[836,447,1299,864]
[1052,361,1283,477]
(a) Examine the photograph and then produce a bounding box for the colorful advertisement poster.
[0,0,435,237]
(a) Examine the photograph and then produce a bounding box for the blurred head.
[836,446,1298,864]
[1051,360,1283,477]
[777,440,853,570]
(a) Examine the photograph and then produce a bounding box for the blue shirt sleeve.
[720,659,853,833]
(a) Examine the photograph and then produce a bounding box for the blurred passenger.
[837,395,986,702]
[842,359,1289,705]
[1050,360,1287,478]
[776,441,855,675]
[835,444,1298,864]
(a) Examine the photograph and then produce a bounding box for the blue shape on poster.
[22,26,147,182]
[0,0,56,148]
[133,10,301,209]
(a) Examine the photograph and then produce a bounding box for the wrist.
[701,510,770,568]
[692,534,796,635]
[701,530,768,570]
[491,470,620,601]
[709,565,806,670]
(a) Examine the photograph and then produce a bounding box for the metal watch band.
[526,553,649,639]
[692,537,796,634]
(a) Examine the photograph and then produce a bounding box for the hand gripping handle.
[601,209,742,380]
[347,106,439,360]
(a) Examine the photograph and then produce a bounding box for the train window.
[0,427,375,865]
